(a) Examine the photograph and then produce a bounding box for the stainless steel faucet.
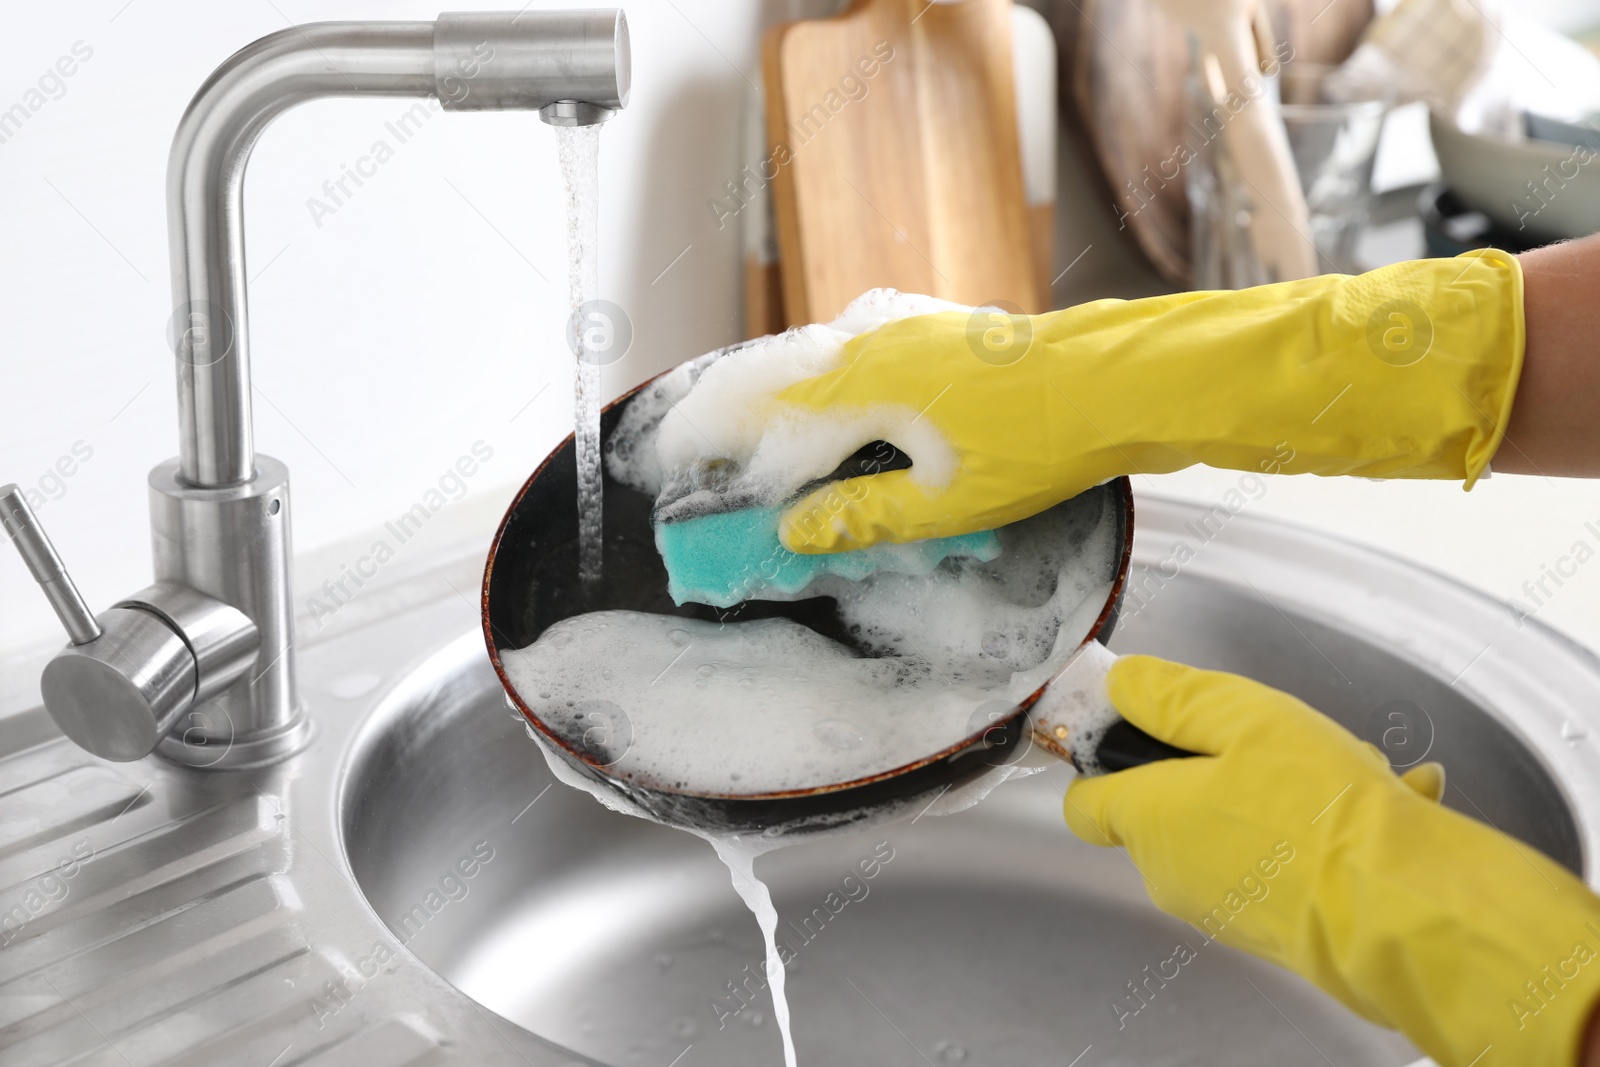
[4,10,630,768]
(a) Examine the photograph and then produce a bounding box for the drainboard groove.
[0,743,97,801]
[113,948,415,1067]
[0,798,287,971]
[7,796,281,923]
[0,767,148,862]
[0,881,326,1066]
[0,866,295,989]
[0,934,313,1054]
[88,942,317,1049]
[294,1016,447,1067]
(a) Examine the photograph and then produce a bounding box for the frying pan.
[482,351,1191,834]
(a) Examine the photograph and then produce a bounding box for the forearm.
[1498,234,1600,476]
[1446,237,1600,1053]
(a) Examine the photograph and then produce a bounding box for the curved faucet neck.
[168,23,438,488]
[166,12,630,488]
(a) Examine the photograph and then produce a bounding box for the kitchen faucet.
[2,10,629,768]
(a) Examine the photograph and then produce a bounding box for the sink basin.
[339,495,1600,1066]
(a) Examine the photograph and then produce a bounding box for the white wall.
[0,0,831,676]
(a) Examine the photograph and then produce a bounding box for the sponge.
[655,504,1001,608]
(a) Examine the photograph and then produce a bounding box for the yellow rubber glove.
[1066,655,1600,1067]
[776,250,1524,552]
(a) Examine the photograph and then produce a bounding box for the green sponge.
[655,504,1002,609]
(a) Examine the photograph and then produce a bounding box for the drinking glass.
[1189,63,1390,288]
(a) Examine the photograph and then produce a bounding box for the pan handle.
[1094,719,1197,773]
[1031,641,1199,775]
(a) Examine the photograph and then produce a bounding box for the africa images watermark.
[303,440,495,630]
[706,40,896,231]
[1109,840,1296,1031]
[0,41,94,147]
[309,840,496,1030]
[1505,518,1600,628]
[13,439,93,512]
[1507,918,1600,1034]
[1120,444,1296,622]
[1510,136,1599,233]
[1113,39,1296,232]
[0,837,96,948]
[708,840,896,1031]
[304,39,493,228]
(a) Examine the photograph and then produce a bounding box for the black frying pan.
[482,362,1190,834]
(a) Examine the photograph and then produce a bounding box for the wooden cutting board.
[762,0,1044,326]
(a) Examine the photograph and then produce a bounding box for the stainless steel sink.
[342,640,1418,1066]
[6,495,1598,1065]
[335,495,1600,1067]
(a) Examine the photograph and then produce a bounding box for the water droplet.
[707,927,724,943]
[934,1040,968,1061]
[668,629,691,647]
[813,719,865,750]
[1562,719,1588,744]
[549,630,574,648]
[655,952,674,971]
[672,1015,699,1038]
[744,1010,765,1027]
[697,664,717,677]
[981,631,1008,658]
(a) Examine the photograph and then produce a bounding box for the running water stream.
[552,121,800,1061]
[710,838,797,1067]
[552,121,798,1061]
[556,124,604,585]
[525,717,1053,1067]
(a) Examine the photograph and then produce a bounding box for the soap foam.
[513,288,1121,797]
[604,343,728,499]
[499,490,1116,796]
[615,289,975,512]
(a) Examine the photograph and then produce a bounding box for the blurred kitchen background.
[3,0,1599,710]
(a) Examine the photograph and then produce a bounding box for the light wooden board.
[763,0,1044,326]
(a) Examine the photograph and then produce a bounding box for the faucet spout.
[170,11,629,488]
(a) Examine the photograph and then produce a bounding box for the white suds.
[618,289,975,509]
[500,490,1116,796]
